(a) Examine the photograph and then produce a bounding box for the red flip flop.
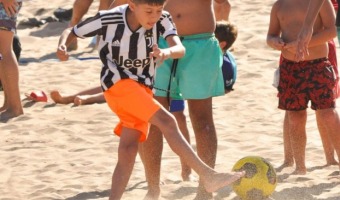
[25,91,48,102]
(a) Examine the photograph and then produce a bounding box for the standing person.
[0,0,23,121]
[56,1,245,199]
[267,0,340,175]
[138,0,233,199]
[278,0,339,171]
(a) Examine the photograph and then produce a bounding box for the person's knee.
[118,142,139,159]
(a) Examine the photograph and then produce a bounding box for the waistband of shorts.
[179,33,215,40]
[281,57,328,64]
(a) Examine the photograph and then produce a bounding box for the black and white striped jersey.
[72,4,177,91]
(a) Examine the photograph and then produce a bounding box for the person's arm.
[266,2,285,51]
[150,35,185,64]
[0,0,18,16]
[108,0,128,9]
[213,0,231,21]
[305,0,336,47]
[295,0,326,61]
[56,28,78,61]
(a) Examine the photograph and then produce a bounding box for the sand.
[1,0,340,199]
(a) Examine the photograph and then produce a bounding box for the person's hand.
[1,0,19,17]
[283,41,298,55]
[149,44,171,65]
[56,44,69,61]
[295,26,312,61]
[269,37,286,51]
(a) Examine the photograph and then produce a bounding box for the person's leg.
[315,108,340,170]
[276,111,294,172]
[50,86,102,104]
[68,0,94,51]
[139,96,168,200]
[0,29,23,120]
[187,98,217,199]
[315,111,338,165]
[149,107,244,194]
[287,110,307,175]
[172,110,194,181]
[109,127,140,200]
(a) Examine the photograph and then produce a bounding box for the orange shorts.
[104,79,161,142]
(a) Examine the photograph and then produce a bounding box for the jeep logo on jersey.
[113,56,151,68]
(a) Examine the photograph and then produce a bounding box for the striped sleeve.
[72,12,103,38]
[159,11,178,39]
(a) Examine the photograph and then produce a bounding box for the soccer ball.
[232,156,277,200]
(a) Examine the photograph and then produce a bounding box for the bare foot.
[325,159,338,166]
[203,171,245,193]
[182,173,197,182]
[193,189,213,200]
[0,105,7,112]
[276,162,294,172]
[0,109,23,122]
[50,90,75,104]
[143,189,161,200]
[292,168,307,175]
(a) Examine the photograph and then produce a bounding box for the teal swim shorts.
[154,33,224,100]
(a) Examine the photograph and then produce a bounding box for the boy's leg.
[316,111,338,165]
[287,110,307,175]
[172,110,193,181]
[277,111,294,172]
[149,107,244,193]
[315,108,340,170]
[109,127,140,200]
[187,98,217,199]
[140,96,168,199]
[0,29,23,120]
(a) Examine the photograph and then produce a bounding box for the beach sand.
[1,0,340,199]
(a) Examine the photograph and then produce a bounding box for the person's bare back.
[273,0,336,61]
[164,0,215,35]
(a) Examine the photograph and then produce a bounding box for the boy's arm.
[306,0,336,47]
[150,35,185,64]
[266,2,285,51]
[56,27,78,61]
[295,0,326,60]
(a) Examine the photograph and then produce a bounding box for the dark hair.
[215,21,238,52]
[133,0,167,5]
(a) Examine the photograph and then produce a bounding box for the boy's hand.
[56,44,69,61]
[284,41,298,55]
[269,37,286,51]
[150,44,171,65]
[1,0,18,17]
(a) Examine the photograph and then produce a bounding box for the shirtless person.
[267,0,340,175]
[138,0,232,199]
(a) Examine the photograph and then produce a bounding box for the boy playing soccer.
[56,0,244,199]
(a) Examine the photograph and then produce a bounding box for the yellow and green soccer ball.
[232,156,277,200]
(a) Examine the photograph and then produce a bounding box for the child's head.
[130,0,166,5]
[128,0,167,29]
[215,21,238,52]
